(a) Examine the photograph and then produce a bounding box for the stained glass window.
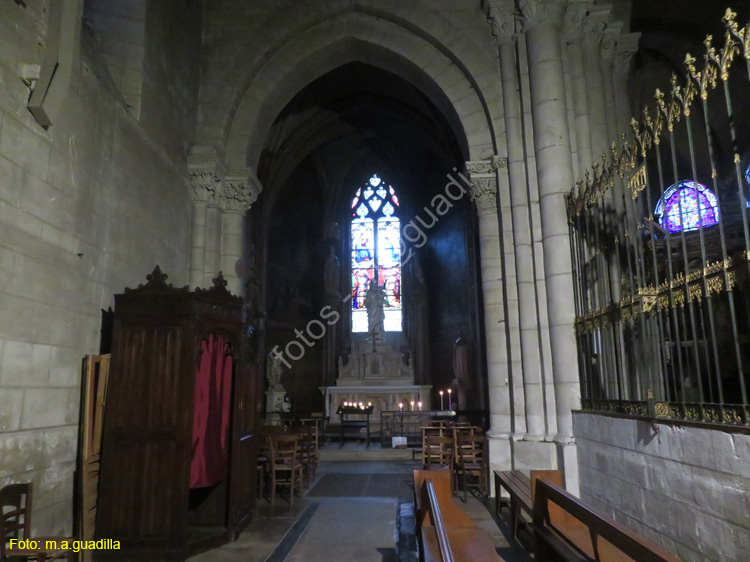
[654,180,719,233]
[351,174,402,333]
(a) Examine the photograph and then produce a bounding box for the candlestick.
[439,390,444,411]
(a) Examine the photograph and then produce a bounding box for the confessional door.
[95,268,257,561]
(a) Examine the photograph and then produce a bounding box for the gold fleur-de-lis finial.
[722,8,737,31]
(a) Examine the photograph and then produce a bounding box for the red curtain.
[190,334,233,488]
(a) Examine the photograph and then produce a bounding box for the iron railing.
[565,8,750,429]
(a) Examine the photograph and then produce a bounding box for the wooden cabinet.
[96,267,258,561]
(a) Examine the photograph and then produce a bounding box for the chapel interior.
[1,1,749,562]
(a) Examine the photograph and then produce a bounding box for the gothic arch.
[199,1,505,170]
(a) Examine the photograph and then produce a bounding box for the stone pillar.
[519,0,581,477]
[205,205,221,287]
[188,175,214,289]
[583,6,611,161]
[188,150,224,289]
[492,6,547,444]
[612,33,640,135]
[515,31,558,441]
[219,169,259,296]
[601,24,622,152]
[564,1,594,176]
[468,160,512,472]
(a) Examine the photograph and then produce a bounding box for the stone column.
[601,24,622,152]
[188,150,224,289]
[517,31,559,442]
[219,169,259,296]
[491,5,547,443]
[612,33,640,135]
[188,174,214,289]
[468,161,513,471]
[583,6,611,161]
[496,160,526,443]
[205,204,222,287]
[519,0,581,454]
[564,1,594,177]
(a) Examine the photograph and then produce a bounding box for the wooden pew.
[533,479,682,562]
[494,469,561,538]
[413,469,501,562]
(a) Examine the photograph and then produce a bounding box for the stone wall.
[0,1,197,534]
[574,412,750,562]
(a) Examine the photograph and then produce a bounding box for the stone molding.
[612,32,641,76]
[466,156,507,175]
[518,0,566,31]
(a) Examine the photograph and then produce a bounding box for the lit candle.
[410,400,415,411]
[439,390,444,411]
[343,401,348,407]
[399,402,403,411]
[447,388,452,410]
[368,402,372,407]
[418,401,422,411]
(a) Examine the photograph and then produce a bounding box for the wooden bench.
[533,479,682,562]
[413,469,501,562]
[494,469,561,539]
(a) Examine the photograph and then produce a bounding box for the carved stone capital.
[582,5,611,45]
[220,168,261,213]
[488,4,516,45]
[189,171,220,204]
[612,32,641,75]
[470,176,498,214]
[518,0,566,31]
[601,22,623,62]
[563,0,591,42]
[188,147,225,205]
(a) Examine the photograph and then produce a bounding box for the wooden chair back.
[1,483,31,559]
[269,433,300,467]
[425,435,454,469]
[455,434,486,465]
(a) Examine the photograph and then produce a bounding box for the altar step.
[318,442,416,461]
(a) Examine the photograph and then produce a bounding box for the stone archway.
[198,1,507,169]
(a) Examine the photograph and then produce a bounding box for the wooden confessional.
[95,266,258,561]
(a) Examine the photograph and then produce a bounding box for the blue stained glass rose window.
[654,180,719,233]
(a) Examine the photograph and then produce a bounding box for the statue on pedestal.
[266,352,285,392]
[364,283,386,341]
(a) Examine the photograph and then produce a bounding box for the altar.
[322,341,431,422]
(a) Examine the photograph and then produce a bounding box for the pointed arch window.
[654,180,719,233]
[351,174,402,333]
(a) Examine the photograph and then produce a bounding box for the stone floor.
[188,452,533,562]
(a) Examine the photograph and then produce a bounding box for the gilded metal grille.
[565,8,750,429]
